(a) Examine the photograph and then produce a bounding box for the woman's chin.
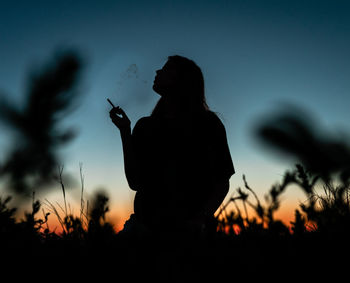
[152,84,163,96]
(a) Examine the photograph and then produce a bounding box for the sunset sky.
[1,0,350,230]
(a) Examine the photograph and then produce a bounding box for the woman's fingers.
[115,107,128,119]
[109,106,131,130]
[109,106,126,117]
[109,107,120,117]
[112,107,130,123]
[117,107,126,117]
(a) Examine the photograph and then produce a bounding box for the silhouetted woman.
[110,55,235,236]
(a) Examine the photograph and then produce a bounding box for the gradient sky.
[1,0,350,229]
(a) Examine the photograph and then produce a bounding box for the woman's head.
[152,55,208,115]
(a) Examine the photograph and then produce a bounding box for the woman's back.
[132,110,234,231]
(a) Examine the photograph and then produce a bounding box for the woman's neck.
[160,97,181,118]
[152,96,202,119]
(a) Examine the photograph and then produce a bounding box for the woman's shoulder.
[135,116,152,126]
[132,116,152,135]
[196,111,228,140]
[202,110,225,128]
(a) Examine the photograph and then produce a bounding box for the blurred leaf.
[0,49,83,195]
[255,106,350,183]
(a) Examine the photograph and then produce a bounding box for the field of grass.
[1,164,349,281]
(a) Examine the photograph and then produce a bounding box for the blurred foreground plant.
[0,49,83,196]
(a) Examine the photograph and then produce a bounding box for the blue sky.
[1,0,350,226]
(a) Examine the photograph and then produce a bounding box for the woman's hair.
[151,55,209,117]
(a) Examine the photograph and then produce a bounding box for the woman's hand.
[109,106,131,132]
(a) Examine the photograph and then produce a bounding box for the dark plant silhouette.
[87,190,115,243]
[255,106,350,184]
[0,195,17,244]
[43,167,115,244]
[216,171,294,236]
[0,50,83,196]
[254,106,350,238]
[1,162,349,278]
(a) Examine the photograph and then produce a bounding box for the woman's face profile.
[153,61,179,96]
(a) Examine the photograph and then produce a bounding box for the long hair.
[151,55,209,117]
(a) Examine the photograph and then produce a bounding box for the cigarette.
[107,98,115,108]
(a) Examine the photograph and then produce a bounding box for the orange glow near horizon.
[16,180,308,236]
[31,203,131,235]
[37,198,303,236]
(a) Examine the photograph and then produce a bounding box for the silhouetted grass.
[1,163,349,280]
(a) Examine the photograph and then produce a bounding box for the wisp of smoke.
[111,64,151,109]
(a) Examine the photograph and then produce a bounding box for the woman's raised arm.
[109,106,141,191]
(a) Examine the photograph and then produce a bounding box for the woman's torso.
[132,111,233,228]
